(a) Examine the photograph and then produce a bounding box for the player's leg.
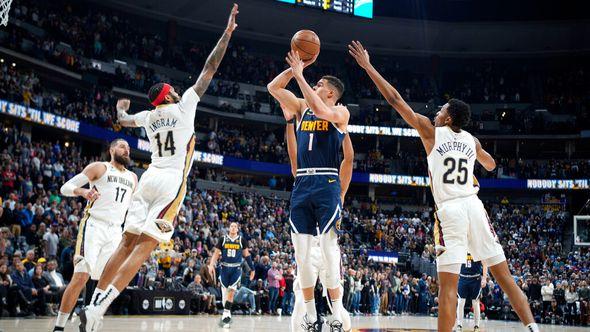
[316,186,349,330]
[456,296,466,330]
[221,267,240,325]
[473,298,481,329]
[292,232,318,329]
[54,272,89,331]
[467,197,538,331]
[95,232,139,291]
[55,216,96,331]
[434,201,469,332]
[290,186,320,329]
[488,261,536,329]
[86,233,159,318]
[292,286,306,332]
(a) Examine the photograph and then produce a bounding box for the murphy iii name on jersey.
[149,118,178,133]
[435,141,476,159]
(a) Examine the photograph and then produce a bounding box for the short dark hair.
[322,75,345,100]
[148,83,169,105]
[110,138,127,148]
[447,98,471,129]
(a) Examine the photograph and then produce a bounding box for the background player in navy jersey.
[456,253,487,332]
[268,50,350,331]
[208,222,255,328]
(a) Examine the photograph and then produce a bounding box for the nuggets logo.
[154,219,173,233]
[300,120,329,132]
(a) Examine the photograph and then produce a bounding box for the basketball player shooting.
[268,49,350,331]
[283,108,354,332]
[78,4,239,332]
[348,40,539,332]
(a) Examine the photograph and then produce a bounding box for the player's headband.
[151,83,172,107]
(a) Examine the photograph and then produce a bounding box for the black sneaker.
[329,320,343,332]
[53,327,65,332]
[301,314,323,332]
[219,316,232,328]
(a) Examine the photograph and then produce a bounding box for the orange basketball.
[291,30,320,61]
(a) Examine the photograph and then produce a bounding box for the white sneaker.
[79,306,103,332]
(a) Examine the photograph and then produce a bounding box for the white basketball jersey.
[427,126,479,206]
[87,162,136,225]
[134,88,199,171]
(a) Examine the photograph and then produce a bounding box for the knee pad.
[73,257,91,275]
[319,229,341,290]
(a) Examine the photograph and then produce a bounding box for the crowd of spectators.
[0,126,589,326]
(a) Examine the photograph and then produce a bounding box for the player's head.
[109,138,131,167]
[313,75,344,104]
[434,98,471,130]
[148,83,180,107]
[229,222,239,236]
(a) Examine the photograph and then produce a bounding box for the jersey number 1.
[155,131,176,157]
[308,133,314,151]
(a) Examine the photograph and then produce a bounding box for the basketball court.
[0,315,587,332]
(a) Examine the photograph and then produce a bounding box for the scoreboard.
[276,0,373,18]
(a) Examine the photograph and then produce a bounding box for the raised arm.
[474,137,496,171]
[348,41,434,139]
[286,51,349,125]
[340,134,354,203]
[192,4,238,98]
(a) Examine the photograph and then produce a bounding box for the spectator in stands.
[187,274,215,314]
[11,260,47,316]
[542,278,555,313]
[234,286,257,315]
[267,261,282,315]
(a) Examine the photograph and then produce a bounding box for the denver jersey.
[85,162,135,226]
[296,108,345,172]
[217,235,248,267]
[133,88,199,171]
[460,253,483,277]
[427,126,479,206]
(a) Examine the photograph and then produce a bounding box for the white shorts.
[434,195,505,270]
[124,166,188,242]
[74,217,122,280]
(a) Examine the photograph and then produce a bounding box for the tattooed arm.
[192,4,239,97]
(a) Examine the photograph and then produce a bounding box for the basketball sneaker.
[455,325,463,332]
[301,314,323,332]
[474,326,480,332]
[219,316,232,328]
[78,306,102,332]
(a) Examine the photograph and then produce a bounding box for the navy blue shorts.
[290,175,341,235]
[219,266,242,289]
[458,277,482,301]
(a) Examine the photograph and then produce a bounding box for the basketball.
[291,30,321,61]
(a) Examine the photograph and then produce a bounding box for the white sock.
[304,299,317,323]
[90,288,105,306]
[95,284,120,317]
[55,311,69,328]
[456,298,466,326]
[526,323,540,332]
[223,309,231,319]
[330,298,347,328]
[473,299,481,326]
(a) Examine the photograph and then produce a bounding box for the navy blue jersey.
[460,253,483,277]
[296,108,345,170]
[216,235,247,267]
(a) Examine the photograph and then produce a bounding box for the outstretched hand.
[348,40,371,69]
[286,50,304,78]
[226,3,239,33]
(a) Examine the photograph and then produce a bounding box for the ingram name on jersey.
[86,162,135,225]
[217,235,248,266]
[296,108,345,170]
[427,126,479,205]
[134,88,200,171]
